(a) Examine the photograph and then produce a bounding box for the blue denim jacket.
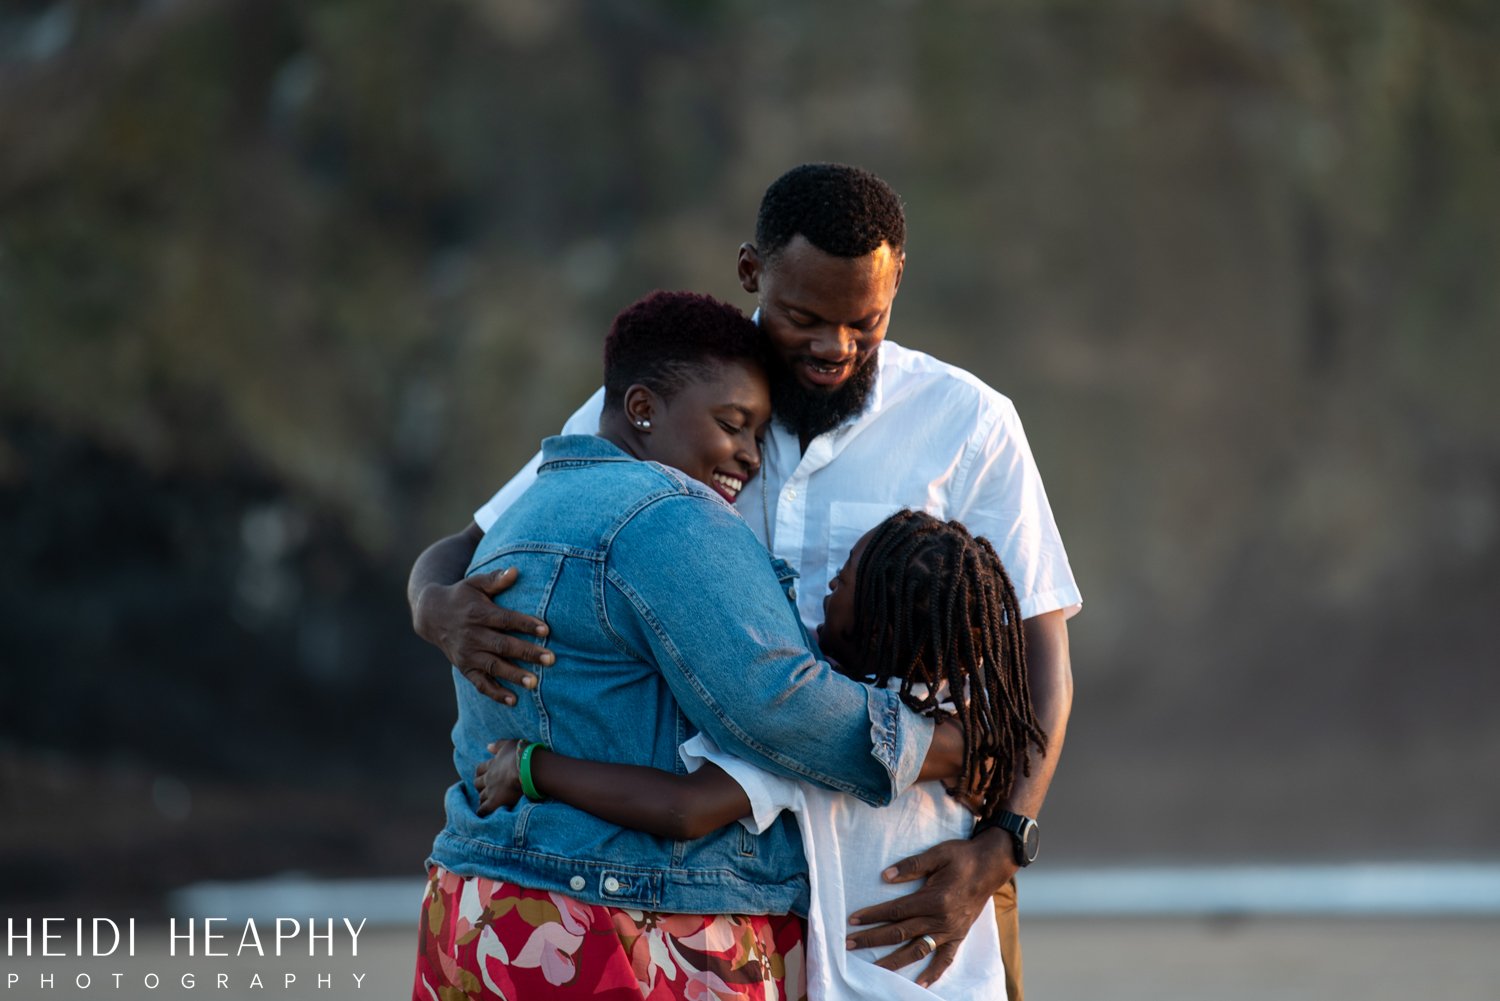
[429,435,933,916]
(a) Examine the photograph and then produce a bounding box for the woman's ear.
[623,384,657,432]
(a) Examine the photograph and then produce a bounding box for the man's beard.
[768,349,880,441]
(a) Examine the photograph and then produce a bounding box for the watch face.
[1021,821,1040,863]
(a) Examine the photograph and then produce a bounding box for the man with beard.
[407,163,1080,999]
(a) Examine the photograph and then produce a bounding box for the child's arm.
[476,719,970,835]
[918,718,966,785]
[475,739,753,841]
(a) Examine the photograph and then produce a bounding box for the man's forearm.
[407,522,484,635]
[1004,608,1072,818]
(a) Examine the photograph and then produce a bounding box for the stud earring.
[635,419,651,430]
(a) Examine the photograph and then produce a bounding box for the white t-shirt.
[474,339,1081,628]
[680,732,1004,1000]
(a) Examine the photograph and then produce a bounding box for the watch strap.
[973,810,1038,865]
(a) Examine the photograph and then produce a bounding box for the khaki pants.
[995,878,1024,1001]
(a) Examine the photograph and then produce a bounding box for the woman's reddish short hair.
[602,291,765,409]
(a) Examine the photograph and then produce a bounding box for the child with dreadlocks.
[475,509,1046,1000]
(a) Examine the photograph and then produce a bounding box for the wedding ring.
[919,933,938,954]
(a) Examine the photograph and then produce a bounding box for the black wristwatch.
[977,810,1040,867]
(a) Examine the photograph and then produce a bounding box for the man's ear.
[737,242,761,294]
[892,250,906,295]
[623,384,657,431]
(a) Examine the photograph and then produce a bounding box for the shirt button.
[569,876,586,892]
[787,586,797,600]
[786,489,797,500]
[603,877,621,893]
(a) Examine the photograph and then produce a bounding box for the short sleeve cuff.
[1019,585,1083,621]
[680,733,795,835]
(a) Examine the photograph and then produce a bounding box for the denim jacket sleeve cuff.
[866,686,935,797]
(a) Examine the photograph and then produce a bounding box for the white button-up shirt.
[474,340,1081,631]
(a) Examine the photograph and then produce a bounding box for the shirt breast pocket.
[827,501,904,572]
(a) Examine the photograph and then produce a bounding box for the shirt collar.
[866,341,888,418]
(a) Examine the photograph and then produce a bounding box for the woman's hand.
[475,739,526,815]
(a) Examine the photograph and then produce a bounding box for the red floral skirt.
[413,865,807,1000]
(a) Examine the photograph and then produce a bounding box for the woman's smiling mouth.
[711,471,745,502]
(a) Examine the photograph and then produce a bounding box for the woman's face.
[642,358,771,504]
[817,528,875,673]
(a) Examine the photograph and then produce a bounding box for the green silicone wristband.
[518,741,548,802]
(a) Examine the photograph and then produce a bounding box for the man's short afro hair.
[603,290,766,410]
[755,163,906,260]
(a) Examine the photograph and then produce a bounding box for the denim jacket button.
[569,876,586,892]
[603,876,621,893]
[786,585,796,601]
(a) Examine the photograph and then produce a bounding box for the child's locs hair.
[851,510,1047,819]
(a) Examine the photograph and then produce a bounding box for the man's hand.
[846,830,1017,988]
[475,739,526,815]
[412,564,554,706]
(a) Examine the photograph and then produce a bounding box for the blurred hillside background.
[2,0,1498,925]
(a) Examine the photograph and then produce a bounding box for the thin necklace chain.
[762,456,772,548]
